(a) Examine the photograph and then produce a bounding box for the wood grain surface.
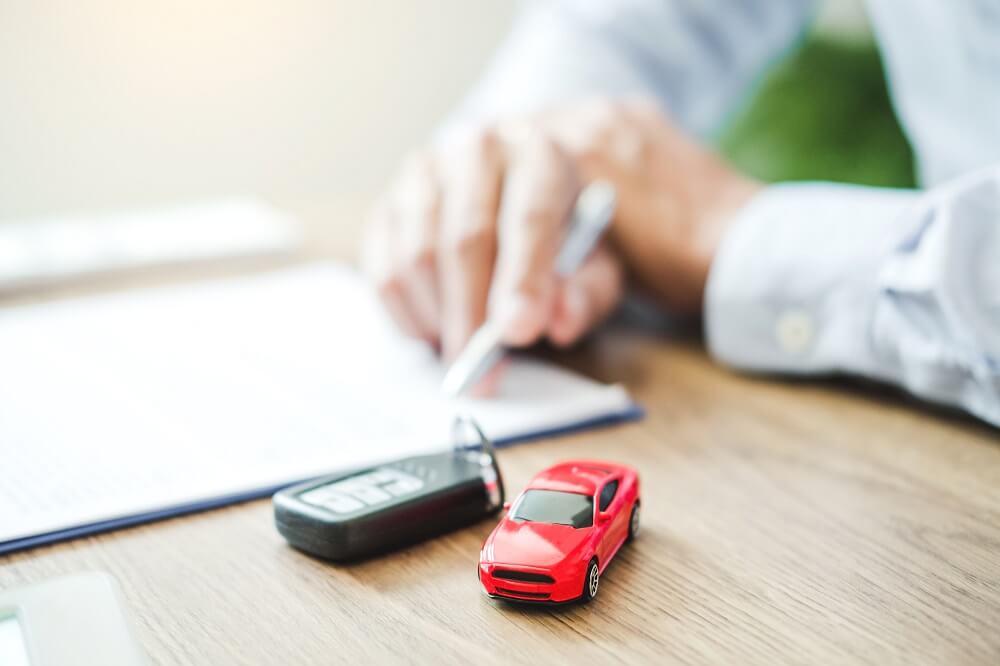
[2,202,999,665]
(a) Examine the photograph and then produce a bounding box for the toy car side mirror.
[502,501,512,511]
[597,511,612,525]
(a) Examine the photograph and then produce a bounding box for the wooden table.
[2,202,999,665]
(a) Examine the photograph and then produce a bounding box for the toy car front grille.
[492,570,555,584]
[496,588,550,599]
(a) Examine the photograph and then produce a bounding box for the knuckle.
[471,125,501,158]
[534,133,564,164]
[374,272,405,303]
[451,187,493,223]
[501,118,554,156]
[574,102,628,161]
[444,223,493,259]
[450,125,501,164]
[439,125,503,188]
[519,124,558,154]
[406,183,441,221]
[401,244,436,276]
[518,199,566,231]
[579,109,650,168]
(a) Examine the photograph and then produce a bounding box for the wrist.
[688,167,762,308]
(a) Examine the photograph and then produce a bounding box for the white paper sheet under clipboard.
[0,263,640,554]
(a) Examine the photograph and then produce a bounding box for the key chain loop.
[451,414,505,510]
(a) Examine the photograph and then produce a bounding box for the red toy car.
[478,460,640,604]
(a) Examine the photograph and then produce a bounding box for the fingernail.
[551,286,587,347]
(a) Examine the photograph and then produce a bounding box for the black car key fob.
[273,417,504,561]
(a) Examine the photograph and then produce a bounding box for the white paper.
[0,263,634,546]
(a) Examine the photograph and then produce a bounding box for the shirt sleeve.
[446,0,818,138]
[705,166,1000,426]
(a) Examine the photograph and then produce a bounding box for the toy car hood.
[486,518,591,568]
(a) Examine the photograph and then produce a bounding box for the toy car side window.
[598,480,619,512]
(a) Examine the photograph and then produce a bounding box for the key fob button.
[352,486,391,505]
[369,469,400,484]
[324,495,365,514]
[299,487,337,506]
[335,476,373,492]
[384,478,423,497]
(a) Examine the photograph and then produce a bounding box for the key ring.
[451,414,505,510]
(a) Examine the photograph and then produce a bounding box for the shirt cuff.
[704,182,920,375]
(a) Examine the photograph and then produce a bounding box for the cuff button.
[775,310,814,354]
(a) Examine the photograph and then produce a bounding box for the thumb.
[548,244,625,347]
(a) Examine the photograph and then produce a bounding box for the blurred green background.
[719,36,915,188]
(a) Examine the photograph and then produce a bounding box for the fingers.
[362,152,444,345]
[361,203,425,339]
[548,243,625,347]
[468,356,509,398]
[365,115,627,368]
[393,153,443,345]
[437,129,504,360]
[490,130,578,347]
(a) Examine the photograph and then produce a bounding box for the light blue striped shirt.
[451,0,1000,426]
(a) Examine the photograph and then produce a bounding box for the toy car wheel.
[582,559,600,602]
[627,501,640,542]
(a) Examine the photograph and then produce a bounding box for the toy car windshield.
[511,489,593,528]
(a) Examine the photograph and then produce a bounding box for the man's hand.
[362,98,760,363]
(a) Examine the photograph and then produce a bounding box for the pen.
[441,180,618,397]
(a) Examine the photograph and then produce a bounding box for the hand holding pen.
[362,132,627,394]
[363,106,761,394]
[443,181,617,396]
